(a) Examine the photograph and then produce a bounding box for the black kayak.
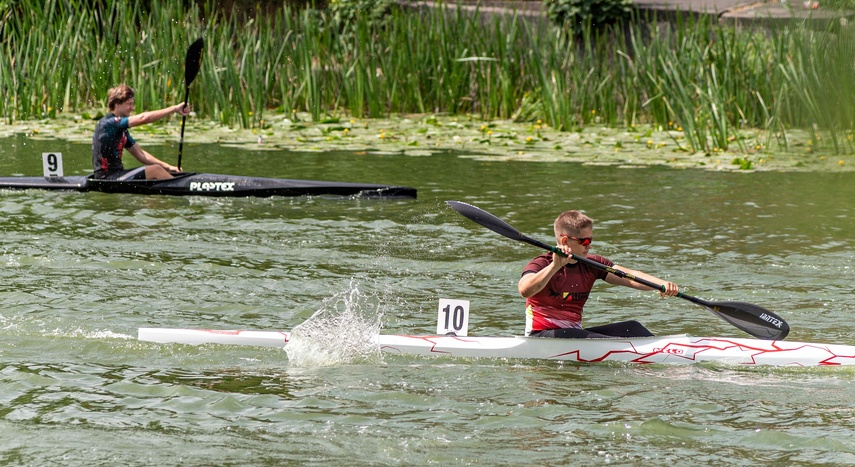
[0,172,417,199]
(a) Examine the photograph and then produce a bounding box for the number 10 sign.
[436,299,469,336]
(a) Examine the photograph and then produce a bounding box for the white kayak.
[137,328,855,367]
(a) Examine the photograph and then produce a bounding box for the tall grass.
[1,0,854,154]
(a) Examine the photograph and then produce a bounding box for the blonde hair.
[106,84,135,110]
[553,210,593,238]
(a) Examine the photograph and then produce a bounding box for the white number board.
[437,299,469,336]
[42,152,64,178]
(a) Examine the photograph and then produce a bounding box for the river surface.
[1,134,854,465]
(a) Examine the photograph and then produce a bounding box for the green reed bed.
[2,0,854,155]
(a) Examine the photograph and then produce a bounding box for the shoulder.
[99,113,130,129]
[523,253,552,271]
[585,254,613,267]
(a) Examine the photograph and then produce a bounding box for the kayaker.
[518,210,679,338]
[92,84,191,180]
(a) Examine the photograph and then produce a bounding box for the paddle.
[177,37,204,171]
[446,200,790,340]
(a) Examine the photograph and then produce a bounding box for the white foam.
[286,279,384,367]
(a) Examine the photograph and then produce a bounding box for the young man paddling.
[518,210,679,338]
[92,84,190,180]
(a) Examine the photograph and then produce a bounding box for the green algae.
[3,112,850,173]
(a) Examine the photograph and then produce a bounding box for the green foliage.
[732,157,753,170]
[328,0,394,30]
[545,0,633,36]
[2,0,855,155]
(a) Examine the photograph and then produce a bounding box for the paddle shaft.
[523,234,704,304]
[177,88,189,170]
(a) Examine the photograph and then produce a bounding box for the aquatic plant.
[1,0,854,155]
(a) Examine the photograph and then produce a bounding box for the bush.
[545,0,633,37]
[328,0,394,29]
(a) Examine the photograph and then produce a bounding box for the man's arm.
[128,103,190,127]
[518,262,562,298]
[126,145,179,173]
[518,246,574,298]
[604,266,679,297]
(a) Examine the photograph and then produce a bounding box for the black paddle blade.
[185,37,204,86]
[446,201,525,241]
[178,37,204,169]
[704,301,789,340]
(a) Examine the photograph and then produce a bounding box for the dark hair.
[106,84,135,110]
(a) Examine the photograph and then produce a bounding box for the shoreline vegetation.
[8,112,850,173]
[1,0,853,171]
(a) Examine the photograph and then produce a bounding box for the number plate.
[42,152,64,178]
[437,299,470,336]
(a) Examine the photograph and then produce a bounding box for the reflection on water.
[1,136,854,463]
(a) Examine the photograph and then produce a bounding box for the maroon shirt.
[522,253,611,335]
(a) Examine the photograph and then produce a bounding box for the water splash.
[285,279,384,367]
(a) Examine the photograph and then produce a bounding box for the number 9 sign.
[42,152,64,178]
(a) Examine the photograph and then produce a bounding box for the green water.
[1,134,854,464]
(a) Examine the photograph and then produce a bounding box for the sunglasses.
[561,234,592,246]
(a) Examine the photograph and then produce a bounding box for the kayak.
[137,327,855,367]
[0,172,417,198]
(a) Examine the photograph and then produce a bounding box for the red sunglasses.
[561,234,592,246]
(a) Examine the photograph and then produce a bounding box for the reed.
[1,0,854,154]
